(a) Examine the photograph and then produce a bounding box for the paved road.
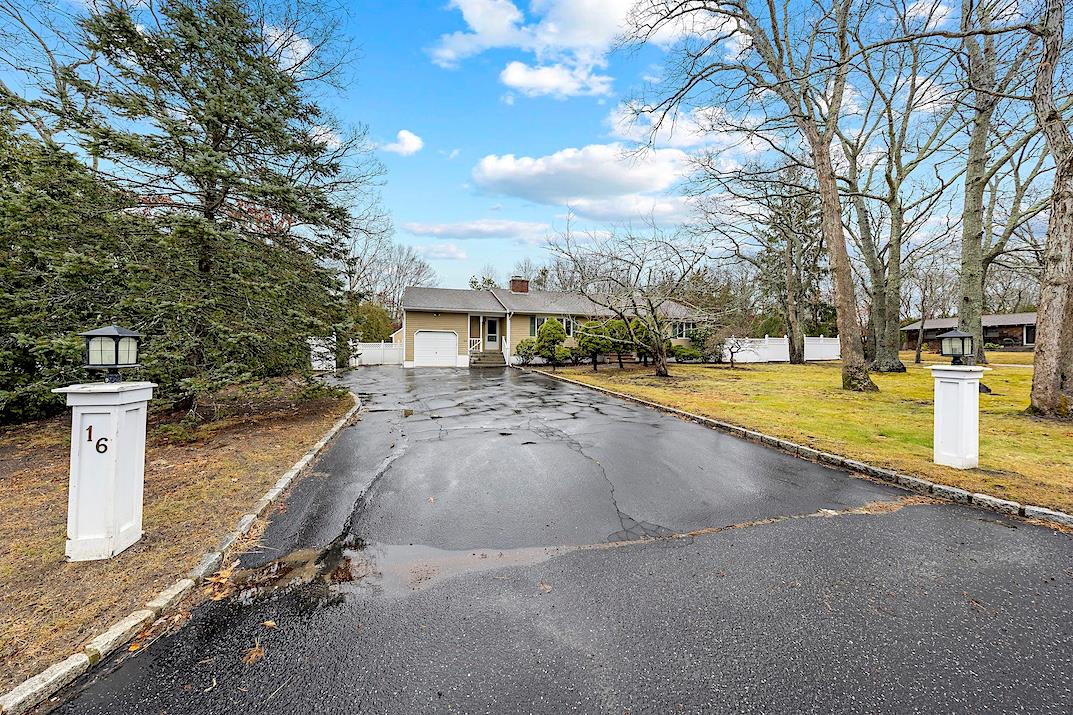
[50,368,1073,713]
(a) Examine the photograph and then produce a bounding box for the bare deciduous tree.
[550,222,709,377]
[627,0,878,390]
[689,163,825,363]
[1029,0,1073,415]
[838,0,965,372]
[955,0,1042,363]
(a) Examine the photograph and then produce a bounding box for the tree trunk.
[810,139,878,391]
[1029,0,1073,416]
[785,231,805,364]
[592,355,599,371]
[653,352,670,376]
[617,352,624,369]
[958,97,994,366]
[874,204,906,372]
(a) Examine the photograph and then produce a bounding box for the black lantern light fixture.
[80,325,141,383]
[937,328,973,366]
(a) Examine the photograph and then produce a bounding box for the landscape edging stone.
[527,368,1071,530]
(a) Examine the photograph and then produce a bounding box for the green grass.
[899,349,1035,365]
[560,361,1073,514]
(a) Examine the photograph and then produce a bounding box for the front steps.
[470,351,507,368]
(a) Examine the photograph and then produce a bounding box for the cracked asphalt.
[49,367,1073,714]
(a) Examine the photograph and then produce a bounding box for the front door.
[486,319,499,350]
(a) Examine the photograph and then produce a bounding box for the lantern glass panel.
[948,337,963,356]
[88,337,113,366]
[117,337,138,365]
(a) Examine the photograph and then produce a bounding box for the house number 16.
[85,425,109,453]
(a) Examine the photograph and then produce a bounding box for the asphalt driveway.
[50,367,1073,714]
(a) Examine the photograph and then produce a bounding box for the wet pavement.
[49,367,1073,713]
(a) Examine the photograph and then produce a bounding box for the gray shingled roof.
[402,286,695,319]
[401,286,505,313]
[900,312,1036,331]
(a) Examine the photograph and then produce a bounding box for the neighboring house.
[900,312,1037,351]
[400,276,695,368]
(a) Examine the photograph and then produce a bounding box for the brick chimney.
[510,275,530,293]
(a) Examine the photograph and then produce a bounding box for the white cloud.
[431,0,675,98]
[403,219,550,242]
[310,125,341,150]
[430,0,527,68]
[416,242,468,260]
[914,77,953,112]
[473,143,687,204]
[383,129,424,156]
[906,0,952,29]
[264,26,314,75]
[471,142,694,223]
[566,195,695,224]
[500,61,612,98]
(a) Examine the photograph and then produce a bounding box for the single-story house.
[400,276,696,368]
[900,312,1037,351]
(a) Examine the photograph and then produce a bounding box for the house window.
[530,316,573,336]
[1025,325,1036,346]
[673,321,696,339]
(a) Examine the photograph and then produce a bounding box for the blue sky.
[331,0,690,287]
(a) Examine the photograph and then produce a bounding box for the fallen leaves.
[203,560,240,601]
[262,620,277,629]
[242,640,265,665]
[537,579,553,594]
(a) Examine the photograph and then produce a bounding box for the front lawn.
[558,362,1073,514]
[898,349,1035,365]
[0,379,352,692]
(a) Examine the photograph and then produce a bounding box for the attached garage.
[413,330,459,367]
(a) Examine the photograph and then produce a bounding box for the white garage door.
[414,331,458,367]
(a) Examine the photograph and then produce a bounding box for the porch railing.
[468,337,482,353]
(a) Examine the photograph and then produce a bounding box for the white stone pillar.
[51,382,156,560]
[930,366,989,469]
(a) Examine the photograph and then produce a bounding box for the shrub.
[577,321,612,370]
[535,318,567,363]
[515,338,537,365]
[553,345,573,367]
[671,345,702,362]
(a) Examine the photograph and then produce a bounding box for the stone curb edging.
[0,393,363,715]
[527,368,1073,531]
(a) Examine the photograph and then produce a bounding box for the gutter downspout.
[489,290,512,365]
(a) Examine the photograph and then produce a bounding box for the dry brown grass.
[0,379,351,691]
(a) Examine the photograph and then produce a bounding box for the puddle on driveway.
[226,539,579,603]
[220,496,932,606]
[339,543,573,598]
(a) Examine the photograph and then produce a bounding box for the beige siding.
[508,314,584,355]
[404,311,469,361]
[508,314,533,357]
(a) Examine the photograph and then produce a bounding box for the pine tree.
[74,0,381,399]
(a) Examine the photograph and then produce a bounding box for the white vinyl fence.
[723,335,840,363]
[309,338,403,371]
[348,341,403,366]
